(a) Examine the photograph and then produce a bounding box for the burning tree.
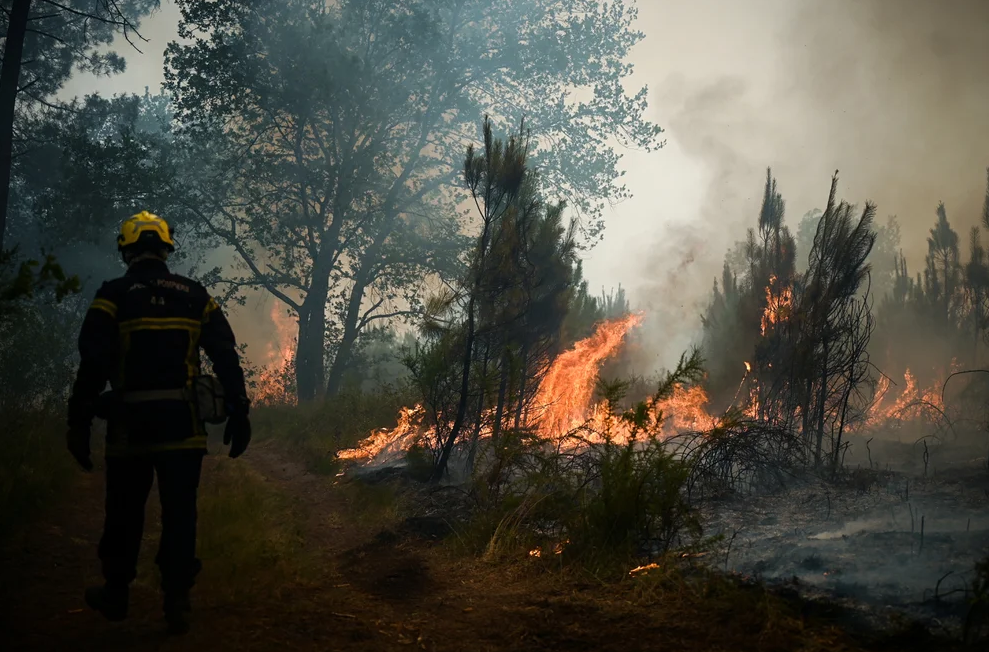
[788,173,876,468]
[702,168,797,413]
[704,172,878,471]
[406,119,587,481]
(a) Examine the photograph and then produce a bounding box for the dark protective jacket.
[67,258,249,456]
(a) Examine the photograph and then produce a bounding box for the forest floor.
[0,440,978,652]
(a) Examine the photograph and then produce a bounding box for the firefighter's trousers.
[99,449,205,596]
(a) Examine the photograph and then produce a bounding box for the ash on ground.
[703,436,989,635]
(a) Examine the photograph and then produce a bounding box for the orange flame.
[654,384,717,433]
[534,313,643,437]
[253,303,297,406]
[760,275,794,336]
[337,405,426,461]
[339,314,652,463]
[865,361,959,427]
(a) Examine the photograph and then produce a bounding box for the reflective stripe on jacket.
[67,258,247,456]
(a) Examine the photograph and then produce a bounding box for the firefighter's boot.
[163,592,191,635]
[84,584,129,621]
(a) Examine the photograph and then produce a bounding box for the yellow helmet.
[117,211,175,253]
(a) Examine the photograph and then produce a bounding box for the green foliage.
[0,249,79,303]
[567,436,700,566]
[0,250,83,413]
[4,1,160,109]
[0,410,75,544]
[163,0,663,400]
[462,350,706,572]
[22,92,183,249]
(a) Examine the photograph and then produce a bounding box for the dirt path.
[0,443,639,652]
[0,442,970,652]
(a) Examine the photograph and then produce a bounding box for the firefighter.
[66,211,252,635]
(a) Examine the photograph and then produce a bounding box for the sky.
[61,0,989,371]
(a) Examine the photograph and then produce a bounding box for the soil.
[0,441,979,652]
[704,458,989,632]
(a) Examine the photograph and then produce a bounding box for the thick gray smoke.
[781,0,989,263]
[623,0,989,371]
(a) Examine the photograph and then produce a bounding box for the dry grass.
[252,386,413,475]
[134,455,312,597]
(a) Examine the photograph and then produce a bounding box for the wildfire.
[528,539,569,559]
[534,314,715,443]
[654,384,717,433]
[865,361,959,427]
[745,384,760,419]
[533,313,643,438]
[337,405,427,461]
[337,313,720,465]
[760,275,794,336]
[253,302,297,406]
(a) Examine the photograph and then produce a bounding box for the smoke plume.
[627,0,989,370]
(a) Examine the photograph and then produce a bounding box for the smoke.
[50,0,989,374]
[779,0,989,263]
[621,0,989,371]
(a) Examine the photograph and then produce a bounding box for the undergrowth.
[618,560,970,652]
[966,555,989,642]
[0,410,76,543]
[138,456,310,596]
[458,352,706,575]
[252,384,414,475]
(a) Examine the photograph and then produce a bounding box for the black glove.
[67,426,93,471]
[224,413,251,459]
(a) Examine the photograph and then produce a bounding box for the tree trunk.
[0,0,31,252]
[814,340,829,468]
[432,207,496,482]
[432,290,478,482]
[325,271,368,398]
[491,349,510,443]
[466,340,491,475]
[295,280,328,401]
[801,376,813,443]
[513,344,529,430]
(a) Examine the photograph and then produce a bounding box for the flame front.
[339,314,650,464]
[253,302,297,406]
[337,405,426,461]
[866,361,959,427]
[533,313,643,437]
[335,296,962,468]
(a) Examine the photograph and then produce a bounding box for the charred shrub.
[404,441,435,483]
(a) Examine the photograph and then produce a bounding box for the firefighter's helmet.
[117,211,175,253]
